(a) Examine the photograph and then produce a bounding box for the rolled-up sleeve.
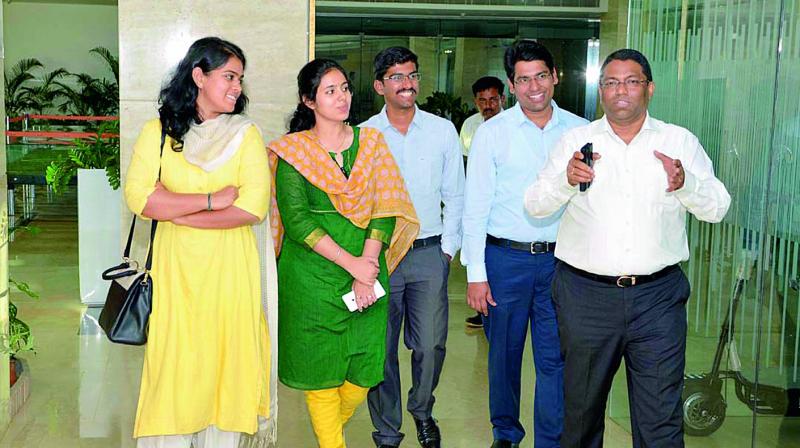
[124,120,162,218]
[233,126,270,221]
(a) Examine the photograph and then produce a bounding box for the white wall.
[3,2,118,81]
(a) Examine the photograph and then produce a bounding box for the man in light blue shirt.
[461,40,588,448]
[361,46,465,448]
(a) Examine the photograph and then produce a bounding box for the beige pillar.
[597,0,629,117]
[118,0,311,257]
[599,0,629,61]
[0,2,10,430]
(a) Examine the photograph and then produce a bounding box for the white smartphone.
[342,282,386,312]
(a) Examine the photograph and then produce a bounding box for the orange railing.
[5,114,119,145]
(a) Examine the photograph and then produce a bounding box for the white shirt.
[459,112,484,157]
[525,113,731,276]
[361,105,465,257]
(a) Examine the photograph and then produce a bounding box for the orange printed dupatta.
[268,127,419,273]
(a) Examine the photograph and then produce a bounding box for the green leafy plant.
[3,226,41,358]
[45,119,120,194]
[419,91,475,132]
[4,59,69,117]
[53,47,119,116]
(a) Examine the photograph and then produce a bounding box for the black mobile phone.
[579,142,593,192]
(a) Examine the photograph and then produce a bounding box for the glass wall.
[315,17,599,127]
[612,0,800,446]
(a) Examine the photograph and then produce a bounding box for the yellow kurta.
[124,119,271,437]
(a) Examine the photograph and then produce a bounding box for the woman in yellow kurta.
[124,37,274,448]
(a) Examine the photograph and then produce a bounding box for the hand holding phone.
[579,142,594,192]
[342,282,386,312]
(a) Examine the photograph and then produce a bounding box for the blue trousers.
[485,244,563,447]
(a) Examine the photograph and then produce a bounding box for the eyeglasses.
[514,72,552,86]
[383,72,422,83]
[599,79,650,90]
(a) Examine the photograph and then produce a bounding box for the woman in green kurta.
[268,59,418,448]
[276,126,395,389]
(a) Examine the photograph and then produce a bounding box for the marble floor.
[1,219,798,447]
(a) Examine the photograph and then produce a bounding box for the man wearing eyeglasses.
[460,75,506,329]
[525,49,731,447]
[361,46,465,448]
[461,39,588,448]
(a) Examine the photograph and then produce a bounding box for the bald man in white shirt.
[525,49,731,448]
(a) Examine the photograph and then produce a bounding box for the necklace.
[313,126,348,155]
[313,126,350,172]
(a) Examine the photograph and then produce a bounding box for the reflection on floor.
[2,220,797,447]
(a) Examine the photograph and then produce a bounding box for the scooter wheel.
[682,381,726,436]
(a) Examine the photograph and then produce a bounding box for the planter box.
[78,169,121,305]
[8,358,30,420]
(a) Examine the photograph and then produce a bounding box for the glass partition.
[316,16,600,126]
[619,0,800,446]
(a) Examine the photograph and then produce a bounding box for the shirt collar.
[510,100,562,130]
[598,111,657,138]
[377,104,425,132]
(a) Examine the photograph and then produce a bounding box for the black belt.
[486,235,556,255]
[562,262,680,288]
[412,235,441,249]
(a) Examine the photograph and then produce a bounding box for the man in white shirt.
[462,40,588,448]
[460,76,506,158]
[525,49,731,447]
[459,75,505,329]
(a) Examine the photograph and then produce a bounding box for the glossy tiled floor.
[2,219,798,447]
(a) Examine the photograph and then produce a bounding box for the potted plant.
[3,265,38,417]
[419,91,475,132]
[46,121,121,305]
[3,235,39,387]
[45,120,120,193]
[4,58,68,140]
[53,47,119,116]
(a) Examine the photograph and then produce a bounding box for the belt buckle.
[530,242,546,255]
[616,275,637,288]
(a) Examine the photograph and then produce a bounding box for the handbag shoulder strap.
[122,128,166,267]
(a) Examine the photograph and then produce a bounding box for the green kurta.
[276,127,396,390]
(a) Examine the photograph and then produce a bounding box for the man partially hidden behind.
[462,40,588,448]
[459,75,506,329]
[460,76,506,161]
[525,49,731,447]
[362,46,465,448]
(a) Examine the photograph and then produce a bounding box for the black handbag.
[98,130,165,345]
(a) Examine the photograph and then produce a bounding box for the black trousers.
[552,261,691,448]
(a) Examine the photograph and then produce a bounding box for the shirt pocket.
[413,151,442,192]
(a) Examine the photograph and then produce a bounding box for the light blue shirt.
[461,101,588,282]
[361,105,465,257]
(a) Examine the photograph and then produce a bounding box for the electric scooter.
[682,256,800,436]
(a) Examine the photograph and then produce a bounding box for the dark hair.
[503,39,555,81]
[471,76,505,97]
[158,37,248,148]
[373,46,418,81]
[289,58,354,133]
[600,48,653,82]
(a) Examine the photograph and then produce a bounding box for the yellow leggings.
[304,381,370,448]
